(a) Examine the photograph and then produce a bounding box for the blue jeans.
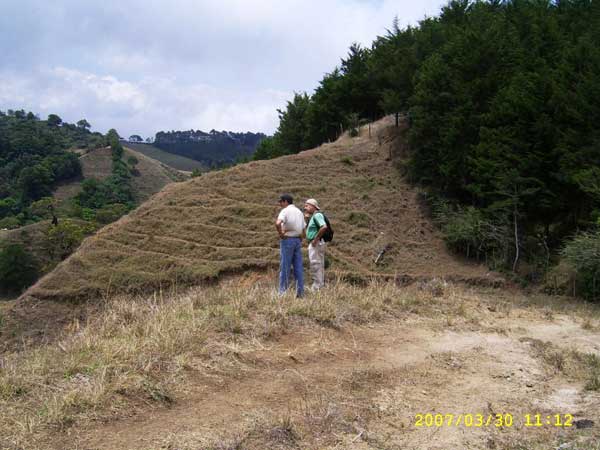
[279,237,304,297]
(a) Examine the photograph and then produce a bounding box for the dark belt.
[281,236,301,239]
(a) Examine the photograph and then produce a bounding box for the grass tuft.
[340,155,354,165]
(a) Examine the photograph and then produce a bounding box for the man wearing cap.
[304,198,328,291]
[275,194,305,297]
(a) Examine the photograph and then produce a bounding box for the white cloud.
[0,67,290,137]
[48,67,148,111]
[0,0,448,137]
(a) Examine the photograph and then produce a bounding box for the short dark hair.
[279,194,293,204]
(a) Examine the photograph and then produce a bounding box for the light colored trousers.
[308,240,326,290]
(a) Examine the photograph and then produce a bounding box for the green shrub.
[28,197,55,219]
[562,230,600,300]
[348,113,360,137]
[440,206,484,257]
[340,156,354,166]
[432,200,509,267]
[95,203,129,224]
[81,208,96,221]
[0,216,21,230]
[0,242,39,292]
[44,221,93,262]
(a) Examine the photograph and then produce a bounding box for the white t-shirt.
[277,204,305,237]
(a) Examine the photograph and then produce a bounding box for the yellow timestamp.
[414,413,574,428]
[524,413,573,427]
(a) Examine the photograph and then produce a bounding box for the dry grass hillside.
[124,147,188,202]
[0,148,186,301]
[22,117,498,302]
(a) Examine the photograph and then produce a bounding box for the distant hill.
[123,142,205,172]
[153,129,266,166]
[53,146,187,210]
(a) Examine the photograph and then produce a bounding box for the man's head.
[278,193,293,207]
[304,198,320,214]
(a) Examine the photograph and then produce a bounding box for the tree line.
[256,0,600,298]
[154,129,266,167]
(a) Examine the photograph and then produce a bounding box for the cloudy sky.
[0,0,446,138]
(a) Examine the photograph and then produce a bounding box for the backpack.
[319,212,334,242]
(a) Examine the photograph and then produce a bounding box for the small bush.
[81,207,96,221]
[0,216,21,230]
[562,230,600,300]
[340,156,354,166]
[0,242,39,292]
[44,220,94,262]
[95,203,129,224]
[348,113,360,137]
[586,373,600,391]
[431,199,509,268]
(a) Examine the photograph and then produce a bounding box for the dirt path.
[44,304,600,450]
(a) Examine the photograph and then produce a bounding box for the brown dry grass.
[0,280,421,449]
[2,279,599,450]
[123,147,187,202]
[23,117,498,303]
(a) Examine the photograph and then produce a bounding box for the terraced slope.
[124,148,187,202]
[23,117,498,301]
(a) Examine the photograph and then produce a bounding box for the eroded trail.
[45,288,600,450]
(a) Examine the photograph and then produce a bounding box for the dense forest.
[258,0,600,298]
[154,129,266,167]
[0,110,105,228]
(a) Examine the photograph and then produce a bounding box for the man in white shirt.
[275,193,305,297]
